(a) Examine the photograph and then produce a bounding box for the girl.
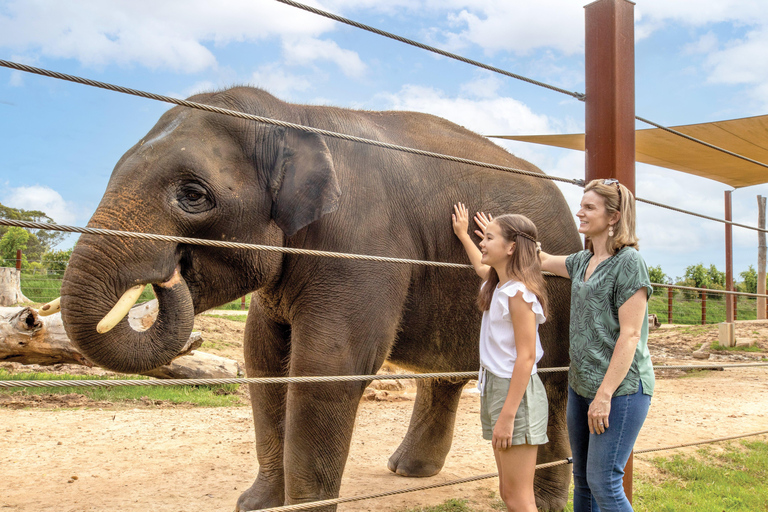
[452,202,549,512]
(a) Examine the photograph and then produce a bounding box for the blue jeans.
[567,383,651,512]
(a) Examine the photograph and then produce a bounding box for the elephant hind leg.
[388,377,469,477]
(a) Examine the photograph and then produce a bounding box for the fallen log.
[0,300,242,379]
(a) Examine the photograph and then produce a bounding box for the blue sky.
[1,0,768,282]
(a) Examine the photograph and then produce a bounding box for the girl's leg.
[567,386,598,512]
[586,385,651,512]
[494,444,539,512]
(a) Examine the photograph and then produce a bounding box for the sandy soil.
[2,316,768,512]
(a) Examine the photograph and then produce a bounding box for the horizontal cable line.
[636,115,768,173]
[635,429,768,457]
[1,61,763,233]
[637,196,768,234]
[273,0,586,101]
[0,59,578,186]
[2,363,765,389]
[276,0,768,175]
[248,428,768,512]
[0,219,472,269]
[653,281,768,299]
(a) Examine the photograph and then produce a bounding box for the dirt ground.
[2,315,768,512]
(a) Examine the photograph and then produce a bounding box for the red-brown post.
[241,295,247,310]
[16,249,22,271]
[733,295,737,321]
[668,287,673,324]
[585,0,636,502]
[725,191,734,323]
[701,290,707,325]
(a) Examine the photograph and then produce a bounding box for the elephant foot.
[235,474,284,512]
[387,444,444,477]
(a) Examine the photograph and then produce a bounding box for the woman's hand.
[474,211,493,239]
[452,203,470,238]
[588,391,611,435]
[492,416,515,450]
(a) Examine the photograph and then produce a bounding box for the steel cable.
[272,0,586,101]
[2,363,766,389]
[0,59,579,186]
[247,428,768,512]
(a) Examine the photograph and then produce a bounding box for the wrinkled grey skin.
[59,87,582,512]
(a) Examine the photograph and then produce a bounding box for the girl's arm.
[492,293,537,450]
[475,211,570,279]
[588,288,647,435]
[452,203,490,280]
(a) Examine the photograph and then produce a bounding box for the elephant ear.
[270,128,341,237]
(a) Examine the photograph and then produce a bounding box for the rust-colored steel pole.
[725,191,734,323]
[668,287,673,324]
[585,0,636,503]
[16,249,21,271]
[585,0,636,192]
[702,291,707,325]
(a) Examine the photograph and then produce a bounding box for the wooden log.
[0,300,241,379]
[0,267,31,307]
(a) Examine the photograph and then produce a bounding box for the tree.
[738,265,768,295]
[0,227,30,268]
[648,265,667,296]
[0,202,69,261]
[41,248,73,273]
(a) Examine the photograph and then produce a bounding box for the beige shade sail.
[489,114,768,189]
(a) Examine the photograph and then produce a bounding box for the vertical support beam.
[725,191,734,323]
[585,0,636,504]
[758,195,766,320]
[15,249,21,271]
[701,291,707,325]
[668,287,673,324]
[584,0,636,192]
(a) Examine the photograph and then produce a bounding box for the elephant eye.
[177,182,215,213]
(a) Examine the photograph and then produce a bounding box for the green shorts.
[480,369,549,445]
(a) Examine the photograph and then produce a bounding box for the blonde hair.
[583,179,638,255]
[477,214,548,317]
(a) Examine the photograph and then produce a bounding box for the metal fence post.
[701,290,707,325]
[15,249,21,271]
[667,287,673,324]
[240,296,246,310]
[733,295,738,321]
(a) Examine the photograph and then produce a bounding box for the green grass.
[633,441,768,511]
[0,369,244,407]
[650,293,761,325]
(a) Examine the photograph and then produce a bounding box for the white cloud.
[282,37,366,78]
[1,186,83,226]
[0,0,337,72]
[249,64,313,98]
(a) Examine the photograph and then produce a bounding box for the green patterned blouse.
[565,247,655,399]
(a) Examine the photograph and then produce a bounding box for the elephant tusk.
[39,297,61,316]
[96,285,145,334]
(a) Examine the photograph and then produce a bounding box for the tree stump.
[0,267,31,307]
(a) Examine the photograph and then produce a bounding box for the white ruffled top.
[479,279,546,379]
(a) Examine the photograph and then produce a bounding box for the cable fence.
[651,284,768,325]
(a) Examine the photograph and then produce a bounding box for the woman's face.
[479,220,515,267]
[576,190,616,238]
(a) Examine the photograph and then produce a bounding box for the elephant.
[58,87,582,511]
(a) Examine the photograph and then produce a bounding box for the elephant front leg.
[388,377,469,477]
[283,380,364,512]
[237,310,290,512]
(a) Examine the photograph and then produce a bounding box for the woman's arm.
[452,203,490,280]
[492,293,537,450]
[539,251,569,278]
[588,288,647,434]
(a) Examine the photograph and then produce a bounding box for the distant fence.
[651,284,766,325]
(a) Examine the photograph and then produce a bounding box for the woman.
[476,178,654,511]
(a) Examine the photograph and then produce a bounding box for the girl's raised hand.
[473,211,493,239]
[452,203,470,238]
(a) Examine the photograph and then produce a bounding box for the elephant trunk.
[60,242,195,374]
